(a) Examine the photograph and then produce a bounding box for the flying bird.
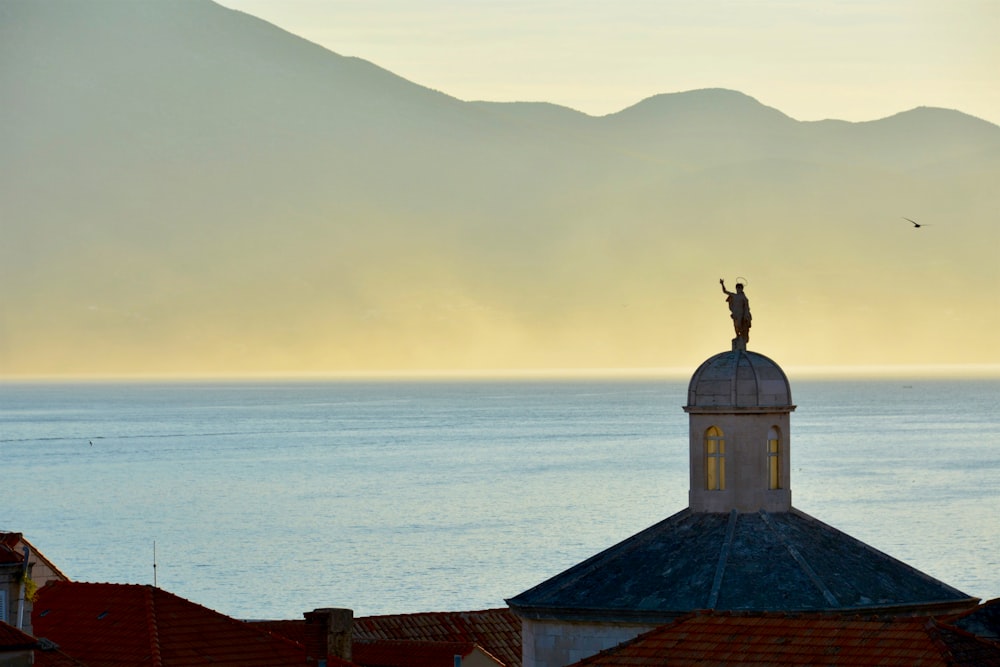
[903,217,929,228]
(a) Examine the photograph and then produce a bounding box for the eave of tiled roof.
[0,621,89,667]
[21,535,72,582]
[570,611,1000,667]
[946,597,1000,642]
[0,619,37,650]
[507,508,978,623]
[0,532,71,581]
[31,640,91,667]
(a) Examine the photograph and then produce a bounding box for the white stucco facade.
[686,410,792,513]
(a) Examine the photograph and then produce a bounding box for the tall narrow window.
[767,427,780,490]
[706,426,725,490]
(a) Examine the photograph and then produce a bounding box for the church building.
[506,282,979,667]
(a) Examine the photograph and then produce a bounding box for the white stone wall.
[521,618,658,667]
[688,411,792,513]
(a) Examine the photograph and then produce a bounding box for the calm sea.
[2,377,998,620]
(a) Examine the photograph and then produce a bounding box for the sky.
[216,0,1000,126]
[4,0,999,378]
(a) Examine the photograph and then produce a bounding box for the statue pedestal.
[731,337,747,352]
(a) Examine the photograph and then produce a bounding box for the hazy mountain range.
[3,0,999,377]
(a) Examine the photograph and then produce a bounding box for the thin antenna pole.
[153,541,158,588]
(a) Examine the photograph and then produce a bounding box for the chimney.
[305,607,353,662]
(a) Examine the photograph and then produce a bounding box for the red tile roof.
[353,639,503,667]
[248,617,356,667]
[571,611,1000,666]
[251,619,314,650]
[0,619,36,650]
[33,582,310,666]
[260,608,521,667]
[31,641,91,667]
[352,609,521,667]
[0,619,89,666]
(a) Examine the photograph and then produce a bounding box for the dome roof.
[686,350,793,411]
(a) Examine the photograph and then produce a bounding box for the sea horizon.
[4,375,999,620]
[4,361,1000,384]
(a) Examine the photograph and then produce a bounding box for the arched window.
[705,426,725,490]
[767,427,780,490]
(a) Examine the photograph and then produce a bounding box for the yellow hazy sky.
[5,0,1000,379]
[216,0,1000,125]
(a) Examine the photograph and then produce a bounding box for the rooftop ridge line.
[145,585,163,667]
[707,510,738,608]
[759,511,840,607]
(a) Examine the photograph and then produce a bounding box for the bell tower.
[684,346,795,513]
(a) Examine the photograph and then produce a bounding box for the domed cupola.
[687,350,793,411]
[684,348,795,513]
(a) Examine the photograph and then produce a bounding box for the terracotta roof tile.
[353,609,521,667]
[353,639,503,667]
[570,611,1000,666]
[33,581,310,666]
[252,619,314,648]
[0,619,37,649]
[31,642,91,667]
[1,620,89,666]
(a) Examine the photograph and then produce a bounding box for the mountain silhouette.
[2,0,999,376]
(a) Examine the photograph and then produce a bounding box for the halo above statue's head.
[735,276,749,288]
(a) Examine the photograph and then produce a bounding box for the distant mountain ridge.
[2,0,998,376]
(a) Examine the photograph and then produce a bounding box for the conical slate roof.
[506,508,976,623]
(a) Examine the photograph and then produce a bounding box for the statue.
[720,279,751,343]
